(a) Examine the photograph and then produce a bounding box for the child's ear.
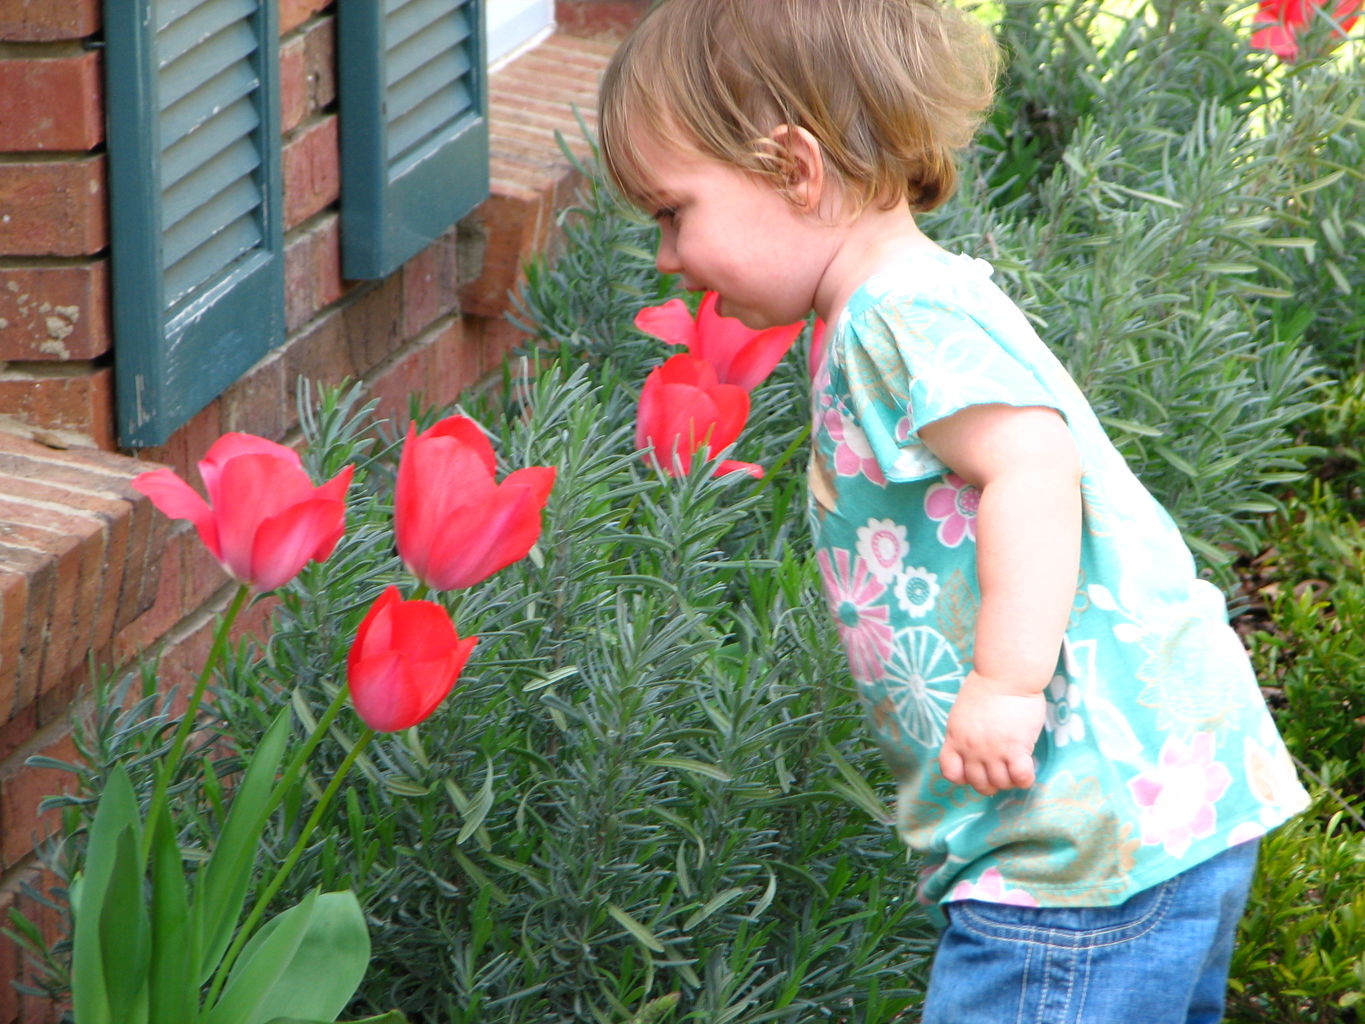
[767,124,825,211]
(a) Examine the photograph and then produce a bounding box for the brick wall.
[0,2,636,1019]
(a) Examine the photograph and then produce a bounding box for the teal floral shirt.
[808,251,1308,909]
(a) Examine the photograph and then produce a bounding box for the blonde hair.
[598,0,999,213]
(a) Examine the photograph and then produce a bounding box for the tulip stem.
[142,583,251,860]
[207,724,377,1007]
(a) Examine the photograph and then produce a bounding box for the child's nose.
[655,233,681,275]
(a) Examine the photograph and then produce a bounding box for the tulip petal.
[347,587,477,732]
[250,495,349,591]
[424,416,497,475]
[309,465,355,563]
[199,433,302,505]
[396,427,497,580]
[418,471,554,590]
[724,322,806,391]
[634,298,700,347]
[211,454,317,584]
[716,458,765,479]
[132,468,222,560]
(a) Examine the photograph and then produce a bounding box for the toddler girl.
[598,1,1309,1020]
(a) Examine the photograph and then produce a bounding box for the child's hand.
[939,671,1046,797]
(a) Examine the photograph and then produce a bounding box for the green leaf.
[100,823,151,1021]
[72,765,140,1024]
[643,756,733,782]
[606,903,665,953]
[264,1013,411,1024]
[195,708,292,983]
[683,887,746,930]
[149,801,198,1024]
[206,890,370,1024]
[455,757,496,846]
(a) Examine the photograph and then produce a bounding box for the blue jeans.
[921,840,1260,1024]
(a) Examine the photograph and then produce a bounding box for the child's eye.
[652,207,677,223]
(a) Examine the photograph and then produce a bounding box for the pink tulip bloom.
[1251,0,1361,59]
[395,415,556,591]
[348,586,477,732]
[634,291,807,391]
[636,353,763,478]
[132,433,352,591]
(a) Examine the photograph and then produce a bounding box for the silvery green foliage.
[920,0,1359,569]
[231,358,933,1024]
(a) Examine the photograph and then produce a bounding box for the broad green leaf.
[196,708,292,983]
[72,765,140,1024]
[100,823,151,1022]
[265,1013,411,1024]
[207,890,370,1024]
[149,802,198,1024]
[643,756,732,782]
[683,887,746,930]
[455,757,496,846]
[606,903,664,953]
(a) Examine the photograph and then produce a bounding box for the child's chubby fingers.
[939,743,966,788]
[1004,749,1037,790]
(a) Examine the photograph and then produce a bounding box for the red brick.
[460,187,549,318]
[135,400,222,488]
[111,526,196,668]
[403,229,461,338]
[0,366,114,448]
[0,568,27,723]
[0,727,77,871]
[280,17,336,135]
[0,261,111,361]
[0,704,36,770]
[368,320,450,427]
[282,116,340,230]
[0,156,106,257]
[280,0,332,36]
[342,275,405,374]
[221,350,287,441]
[284,212,344,332]
[282,305,354,395]
[0,0,99,40]
[0,51,102,151]
[0,545,51,720]
[554,0,646,38]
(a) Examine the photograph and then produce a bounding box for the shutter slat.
[161,58,258,143]
[162,175,260,275]
[160,20,257,111]
[159,0,255,66]
[385,0,454,52]
[389,81,473,167]
[386,10,467,87]
[162,97,260,191]
[164,215,262,308]
[386,43,468,128]
[161,130,261,226]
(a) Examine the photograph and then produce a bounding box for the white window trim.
[488,0,554,68]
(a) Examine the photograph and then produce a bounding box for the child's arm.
[918,403,1082,796]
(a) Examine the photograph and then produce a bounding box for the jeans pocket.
[951,877,1179,949]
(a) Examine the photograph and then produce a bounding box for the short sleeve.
[837,294,1063,483]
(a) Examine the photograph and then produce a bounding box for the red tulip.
[347,586,476,732]
[636,353,763,478]
[395,415,556,591]
[1251,0,1361,58]
[634,291,806,391]
[132,433,352,591]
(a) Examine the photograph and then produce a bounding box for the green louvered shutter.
[105,0,284,448]
[337,0,490,279]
